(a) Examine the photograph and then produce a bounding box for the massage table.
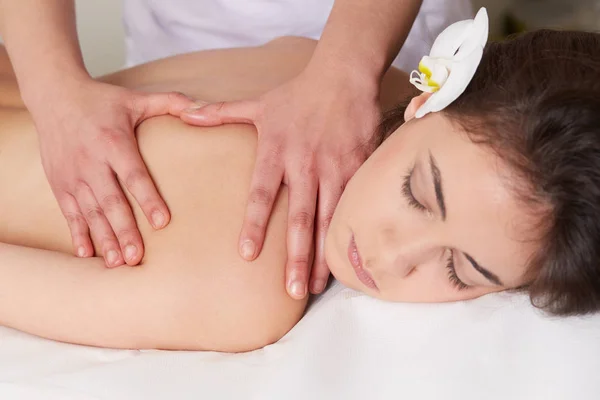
[1,281,599,399]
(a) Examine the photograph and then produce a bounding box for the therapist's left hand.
[181,64,381,300]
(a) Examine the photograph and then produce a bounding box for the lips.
[348,234,378,291]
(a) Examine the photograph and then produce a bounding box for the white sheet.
[1,281,599,399]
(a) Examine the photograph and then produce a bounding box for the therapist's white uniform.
[123,0,473,72]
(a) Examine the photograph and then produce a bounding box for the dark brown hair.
[382,30,600,315]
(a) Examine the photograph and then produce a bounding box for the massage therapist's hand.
[181,64,381,299]
[26,77,194,267]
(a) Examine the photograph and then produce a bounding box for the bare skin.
[0,1,423,301]
[0,38,412,351]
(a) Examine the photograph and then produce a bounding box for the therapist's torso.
[123,0,473,72]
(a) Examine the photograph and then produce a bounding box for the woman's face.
[325,108,540,303]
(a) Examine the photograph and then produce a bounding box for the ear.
[404,93,433,122]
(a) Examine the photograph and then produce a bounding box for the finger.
[57,191,94,258]
[285,168,318,300]
[75,182,124,268]
[180,99,258,126]
[309,178,344,294]
[95,174,145,266]
[134,91,197,121]
[238,144,285,262]
[110,141,171,232]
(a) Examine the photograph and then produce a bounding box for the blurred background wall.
[74,0,510,76]
[2,0,598,76]
[75,0,125,77]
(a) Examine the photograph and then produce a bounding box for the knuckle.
[97,127,124,147]
[246,219,267,234]
[289,254,311,269]
[124,168,150,191]
[169,91,189,101]
[249,186,274,207]
[115,228,138,241]
[73,180,91,196]
[128,95,144,119]
[70,151,91,170]
[263,142,283,158]
[299,156,317,177]
[64,211,86,228]
[291,211,314,232]
[101,235,119,249]
[84,206,105,222]
[318,215,333,233]
[99,193,125,211]
[256,155,282,178]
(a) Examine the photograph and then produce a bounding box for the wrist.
[20,67,92,112]
[304,54,382,100]
[309,37,389,83]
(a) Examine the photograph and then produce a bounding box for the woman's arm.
[0,243,156,348]
[0,242,304,351]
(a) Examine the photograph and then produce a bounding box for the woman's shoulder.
[132,117,306,351]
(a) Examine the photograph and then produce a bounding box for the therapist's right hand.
[26,77,195,267]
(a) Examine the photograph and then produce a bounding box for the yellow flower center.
[418,59,442,92]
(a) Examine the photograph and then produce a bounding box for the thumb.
[134,91,197,122]
[180,100,258,127]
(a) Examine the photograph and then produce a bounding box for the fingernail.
[152,210,166,229]
[77,246,87,258]
[289,280,306,298]
[241,240,256,260]
[183,101,209,113]
[125,245,137,262]
[311,279,326,294]
[107,250,120,266]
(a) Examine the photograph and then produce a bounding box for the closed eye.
[402,168,427,212]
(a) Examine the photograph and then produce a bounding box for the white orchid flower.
[409,7,489,118]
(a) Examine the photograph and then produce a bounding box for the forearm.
[312,0,422,81]
[0,0,89,106]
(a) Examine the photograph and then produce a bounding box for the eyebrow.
[429,152,446,221]
[464,253,504,286]
[428,151,504,287]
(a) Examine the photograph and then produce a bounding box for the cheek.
[343,143,405,210]
[331,158,378,223]
[325,157,392,283]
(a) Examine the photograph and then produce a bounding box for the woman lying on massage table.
[0,36,411,351]
[1,11,599,352]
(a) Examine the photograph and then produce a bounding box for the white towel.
[1,280,599,399]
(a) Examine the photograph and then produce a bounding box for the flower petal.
[429,19,474,59]
[415,46,484,118]
[430,63,449,87]
[454,8,489,61]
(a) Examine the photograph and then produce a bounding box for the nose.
[374,226,442,277]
